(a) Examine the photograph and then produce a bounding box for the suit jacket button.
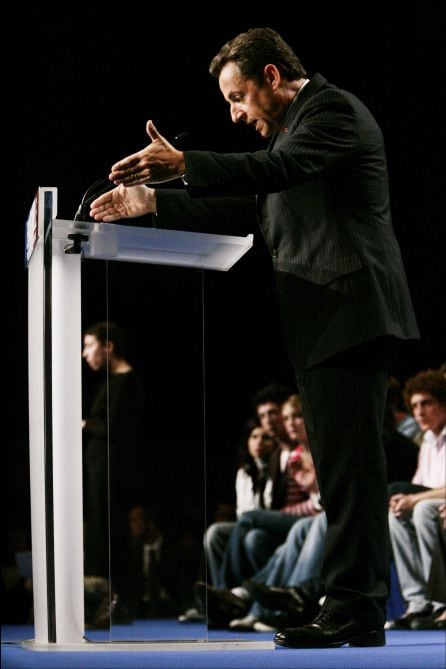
[272,249,278,258]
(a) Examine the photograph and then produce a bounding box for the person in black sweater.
[82,321,144,624]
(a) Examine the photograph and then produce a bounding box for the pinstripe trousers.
[294,336,392,626]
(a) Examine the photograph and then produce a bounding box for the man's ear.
[263,63,281,90]
[104,340,114,355]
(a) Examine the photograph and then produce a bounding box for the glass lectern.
[26,187,273,652]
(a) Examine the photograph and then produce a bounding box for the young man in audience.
[387,369,446,630]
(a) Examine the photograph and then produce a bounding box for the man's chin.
[257,126,272,138]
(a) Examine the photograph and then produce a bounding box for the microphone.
[73,131,192,221]
[74,178,116,221]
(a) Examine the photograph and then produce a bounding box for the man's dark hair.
[403,369,446,410]
[83,321,126,358]
[252,382,293,409]
[209,27,306,84]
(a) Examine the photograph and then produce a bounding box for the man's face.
[257,401,283,436]
[410,392,446,434]
[219,61,285,138]
[82,334,108,372]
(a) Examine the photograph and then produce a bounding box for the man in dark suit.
[90,28,419,647]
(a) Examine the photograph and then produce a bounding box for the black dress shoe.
[193,581,249,627]
[410,607,446,630]
[243,581,311,616]
[386,609,432,630]
[274,609,386,648]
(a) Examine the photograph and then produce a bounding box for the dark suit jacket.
[155,73,419,369]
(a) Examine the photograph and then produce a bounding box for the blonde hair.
[281,393,303,415]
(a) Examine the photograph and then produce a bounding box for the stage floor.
[2,621,445,669]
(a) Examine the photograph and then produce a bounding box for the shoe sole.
[275,629,386,648]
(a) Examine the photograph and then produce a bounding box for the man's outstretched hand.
[109,120,186,186]
[89,184,156,222]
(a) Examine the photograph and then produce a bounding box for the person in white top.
[234,421,276,515]
[204,420,277,589]
[387,369,446,630]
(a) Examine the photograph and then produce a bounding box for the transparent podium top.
[53,218,253,271]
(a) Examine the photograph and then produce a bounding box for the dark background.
[4,3,445,541]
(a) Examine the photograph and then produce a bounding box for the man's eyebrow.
[410,397,431,407]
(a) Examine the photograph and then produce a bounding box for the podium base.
[22,639,275,652]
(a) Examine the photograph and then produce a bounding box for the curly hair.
[403,369,446,410]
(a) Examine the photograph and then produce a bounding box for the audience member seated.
[179,416,278,623]
[250,382,305,510]
[227,446,325,632]
[411,503,446,630]
[235,514,326,632]
[129,504,201,619]
[205,418,277,587]
[194,396,323,627]
[387,369,446,630]
[212,395,316,591]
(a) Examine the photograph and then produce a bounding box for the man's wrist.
[144,186,157,214]
[178,153,187,184]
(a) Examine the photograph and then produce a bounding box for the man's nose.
[231,105,244,124]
